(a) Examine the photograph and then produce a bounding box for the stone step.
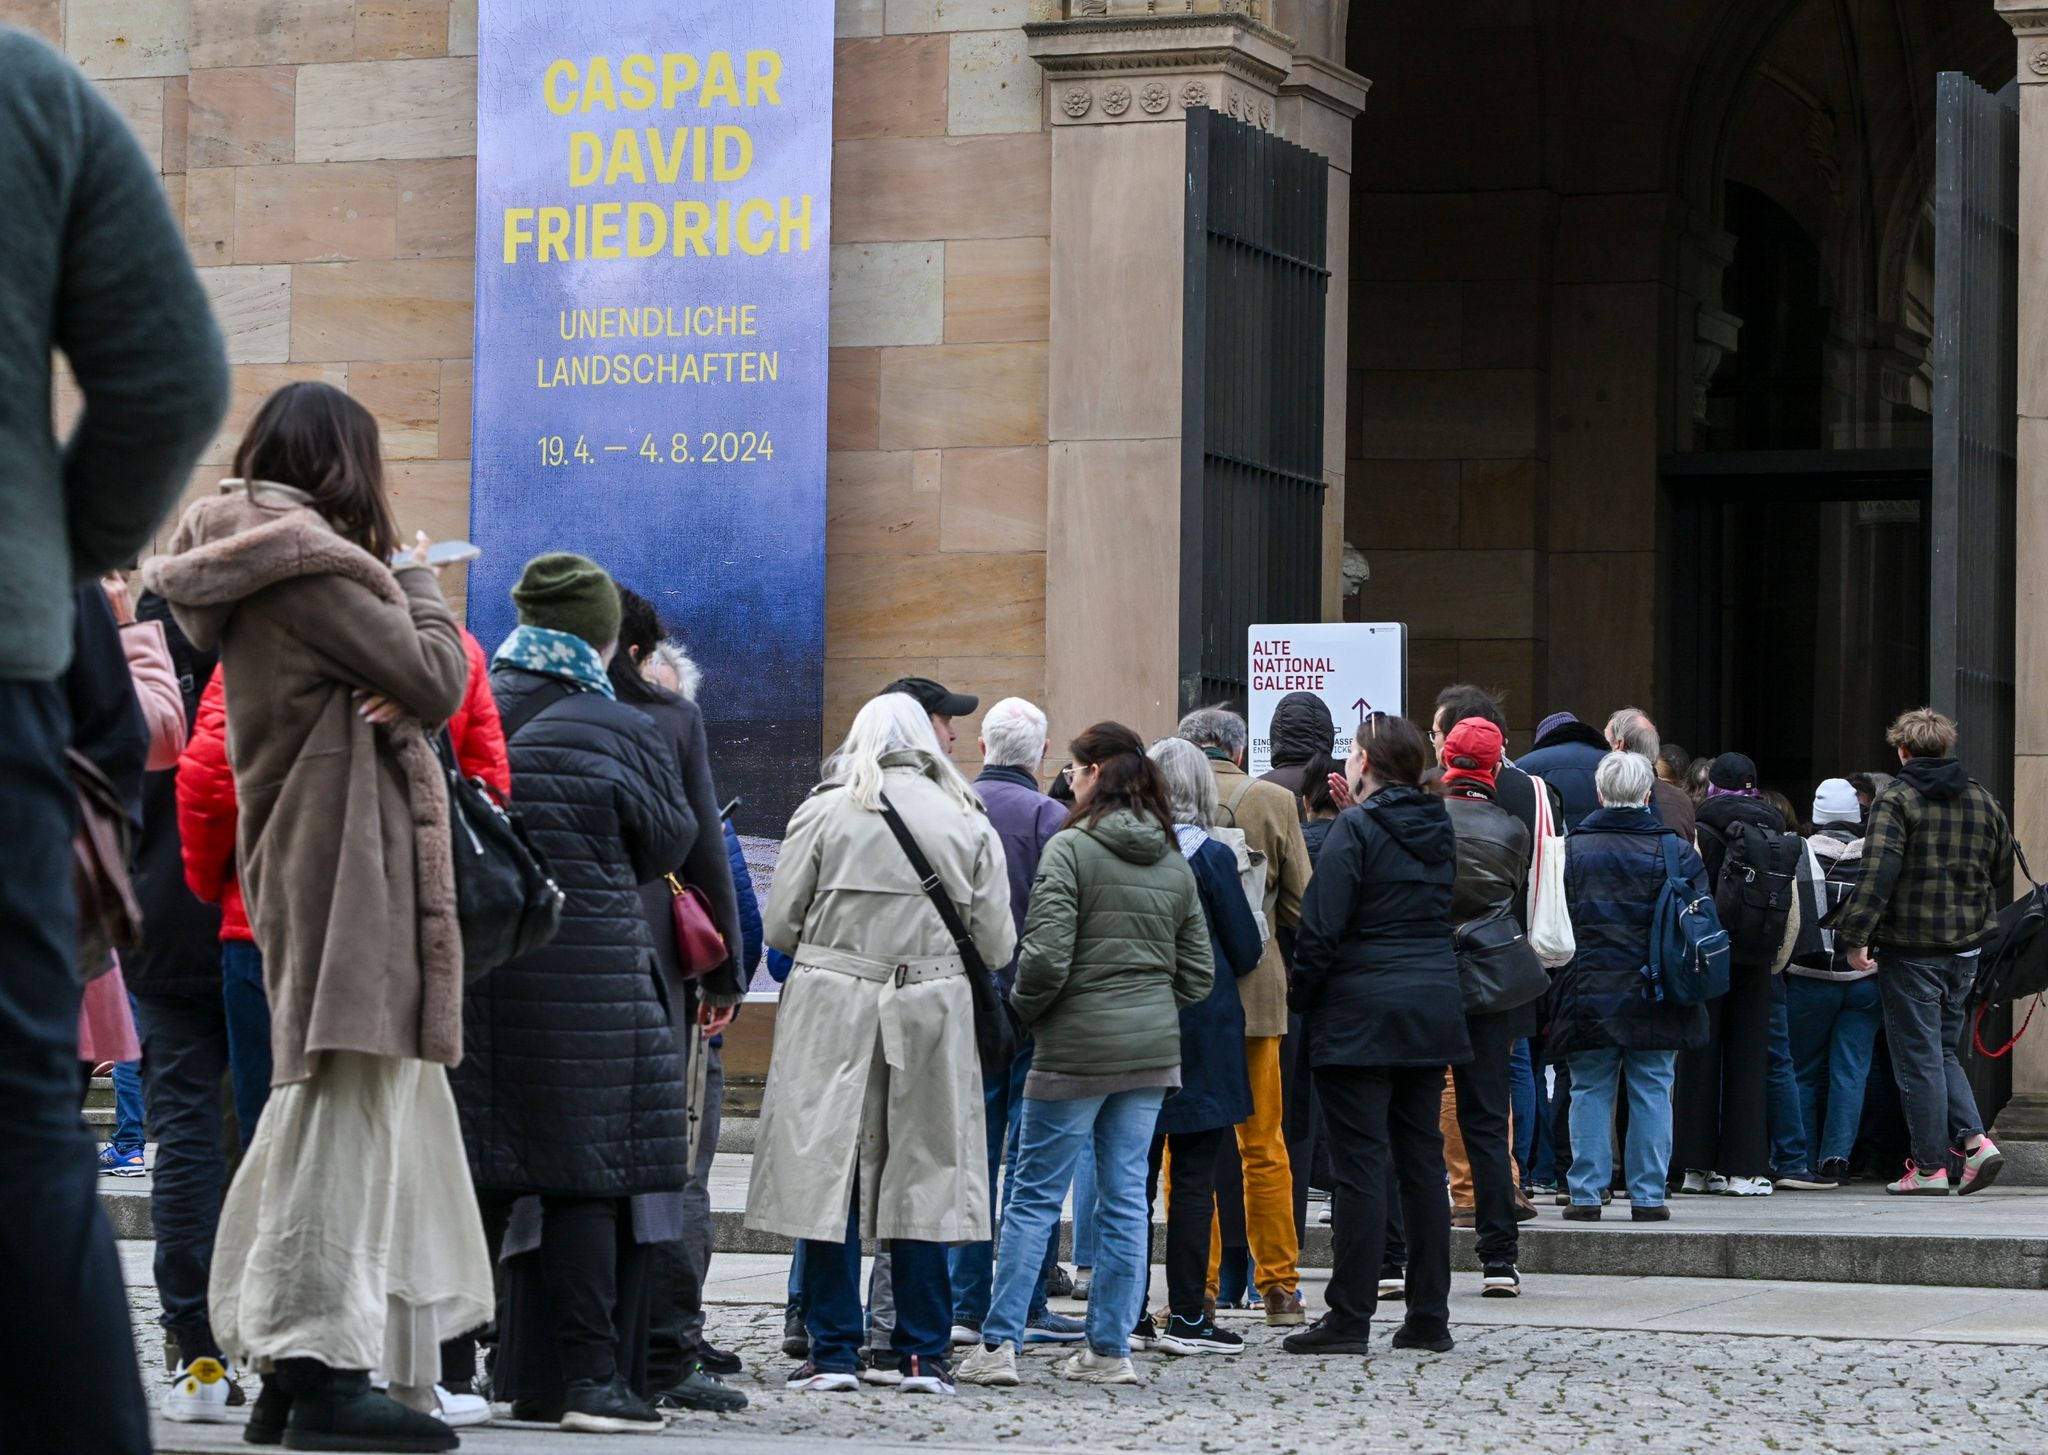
[97,1182,2048,1290]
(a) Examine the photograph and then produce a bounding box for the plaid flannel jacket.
[1834,763,2012,954]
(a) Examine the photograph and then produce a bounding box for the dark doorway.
[1663,450,1931,810]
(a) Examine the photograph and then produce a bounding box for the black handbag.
[1453,906,1550,1015]
[435,729,563,982]
[876,792,1017,1076]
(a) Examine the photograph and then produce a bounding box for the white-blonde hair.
[825,692,981,814]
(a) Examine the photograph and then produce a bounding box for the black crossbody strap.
[876,792,989,977]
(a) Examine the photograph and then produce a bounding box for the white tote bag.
[1526,773,1575,968]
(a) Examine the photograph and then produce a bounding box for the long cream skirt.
[210,1050,493,1386]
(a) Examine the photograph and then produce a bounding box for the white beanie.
[1812,777,1861,826]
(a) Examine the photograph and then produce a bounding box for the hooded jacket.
[454,663,696,1196]
[1515,718,1610,829]
[1013,808,1215,1076]
[141,484,469,1082]
[1289,785,1472,1069]
[1157,832,1265,1135]
[1261,692,1336,798]
[1834,757,2013,954]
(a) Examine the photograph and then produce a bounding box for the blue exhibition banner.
[470,0,833,835]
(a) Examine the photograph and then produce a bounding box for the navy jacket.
[724,817,763,982]
[1157,835,1264,1134]
[1546,806,1711,1059]
[1516,720,1610,830]
[975,764,1069,995]
[1290,785,1472,1069]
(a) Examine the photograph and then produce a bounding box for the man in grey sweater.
[0,24,228,1452]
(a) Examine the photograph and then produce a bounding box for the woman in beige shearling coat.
[747,691,1014,1391]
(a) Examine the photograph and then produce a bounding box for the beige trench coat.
[746,757,1015,1244]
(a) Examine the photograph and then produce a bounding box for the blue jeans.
[109,993,145,1154]
[1765,992,1809,1176]
[986,1089,1162,1357]
[1071,1140,1098,1266]
[799,1202,949,1373]
[219,939,272,1147]
[1565,1048,1677,1208]
[1508,1038,1536,1184]
[949,1046,1054,1326]
[1784,975,1881,1166]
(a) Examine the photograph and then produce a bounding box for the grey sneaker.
[955,1340,1019,1388]
[1060,1349,1138,1385]
[1024,1311,1086,1344]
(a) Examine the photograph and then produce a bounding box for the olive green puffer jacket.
[1012,808,1215,1076]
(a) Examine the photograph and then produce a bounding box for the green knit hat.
[511,552,621,648]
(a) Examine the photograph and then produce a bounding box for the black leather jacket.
[1443,786,1531,931]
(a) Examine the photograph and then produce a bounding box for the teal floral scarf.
[491,625,615,700]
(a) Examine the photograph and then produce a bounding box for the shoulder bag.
[1525,773,1575,967]
[876,791,1015,1075]
[1453,906,1550,1015]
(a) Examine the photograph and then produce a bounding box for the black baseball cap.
[884,676,978,718]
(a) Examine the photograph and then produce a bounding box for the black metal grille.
[1179,107,1330,712]
[1931,71,2018,1121]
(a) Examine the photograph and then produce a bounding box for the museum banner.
[470,0,833,835]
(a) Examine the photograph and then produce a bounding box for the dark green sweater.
[0,25,228,680]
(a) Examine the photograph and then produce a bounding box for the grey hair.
[1148,736,1218,829]
[1605,706,1659,759]
[1595,749,1656,807]
[980,696,1049,769]
[1176,706,1247,759]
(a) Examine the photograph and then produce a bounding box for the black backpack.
[1713,820,1804,965]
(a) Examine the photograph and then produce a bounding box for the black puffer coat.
[1289,785,1472,1069]
[454,665,697,1197]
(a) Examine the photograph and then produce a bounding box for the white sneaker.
[1679,1169,1709,1194]
[1060,1349,1139,1386]
[1724,1176,1773,1197]
[161,1358,232,1423]
[955,1340,1019,1388]
[785,1364,860,1392]
[897,1355,955,1396]
[433,1384,492,1426]
[949,1323,982,1348]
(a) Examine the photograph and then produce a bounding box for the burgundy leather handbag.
[664,873,727,979]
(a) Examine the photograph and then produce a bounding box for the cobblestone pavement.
[146,1296,2048,1454]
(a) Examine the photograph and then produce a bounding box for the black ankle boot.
[244,1376,291,1446]
[275,1359,457,1453]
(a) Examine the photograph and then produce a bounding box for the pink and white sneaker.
[1886,1161,1952,1196]
[1958,1138,2005,1195]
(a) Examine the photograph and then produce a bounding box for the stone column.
[1994,1,2048,1147]
[1026,4,1296,743]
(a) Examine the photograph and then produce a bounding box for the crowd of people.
[3,18,2029,1451]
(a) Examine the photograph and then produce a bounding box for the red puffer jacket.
[177,630,510,944]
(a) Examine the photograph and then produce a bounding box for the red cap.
[1441,716,1504,789]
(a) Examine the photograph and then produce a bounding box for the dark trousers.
[0,679,150,1454]
[1315,1063,1450,1337]
[133,990,232,1364]
[1145,1125,1228,1320]
[1672,967,1774,1180]
[1879,953,1986,1171]
[648,1035,724,1390]
[1452,1011,1519,1267]
[801,1201,949,1374]
[219,938,273,1144]
[489,1197,649,1401]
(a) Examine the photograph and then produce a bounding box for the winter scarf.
[492,624,615,699]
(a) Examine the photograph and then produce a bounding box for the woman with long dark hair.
[959,723,1214,1389]
[1283,713,1470,1358]
[145,381,491,1451]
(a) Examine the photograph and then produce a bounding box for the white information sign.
[1246,623,1408,776]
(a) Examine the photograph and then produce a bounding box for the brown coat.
[142,484,469,1083]
[1211,757,1311,1038]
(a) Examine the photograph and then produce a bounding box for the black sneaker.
[1158,1313,1245,1356]
[1045,1262,1075,1299]
[510,1397,566,1423]
[657,1364,748,1413]
[1281,1314,1374,1356]
[698,1343,743,1377]
[1130,1314,1159,1351]
[561,1375,665,1434]
[1480,1263,1521,1298]
[1391,1322,1455,1353]
[1631,1204,1671,1222]
[781,1307,810,1360]
[1819,1157,1851,1187]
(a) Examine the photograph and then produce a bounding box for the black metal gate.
[1931,71,2018,1121]
[1178,107,1329,711]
